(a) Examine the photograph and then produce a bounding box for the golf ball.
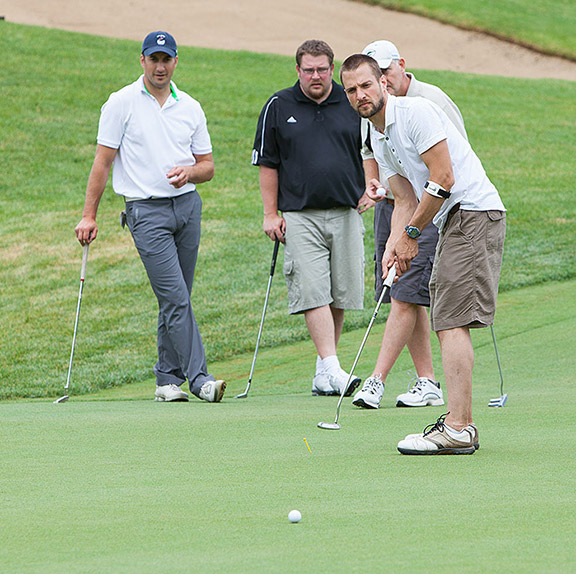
[288,510,302,523]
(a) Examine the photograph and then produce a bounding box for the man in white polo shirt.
[75,31,226,404]
[341,54,506,455]
[353,40,468,411]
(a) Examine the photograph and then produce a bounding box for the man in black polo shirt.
[252,39,369,396]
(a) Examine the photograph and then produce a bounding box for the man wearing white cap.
[352,40,467,411]
[75,31,226,404]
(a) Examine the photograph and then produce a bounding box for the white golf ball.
[288,509,302,523]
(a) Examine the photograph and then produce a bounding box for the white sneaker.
[404,422,479,450]
[352,376,384,409]
[199,380,226,402]
[155,384,189,402]
[328,370,361,397]
[312,372,338,396]
[396,377,444,407]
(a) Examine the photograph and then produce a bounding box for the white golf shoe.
[155,384,189,402]
[352,376,385,409]
[312,372,338,396]
[397,414,476,455]
[404,422,479,450]
[328,370,361,397]
[396,377,444,407]
[199,379,226,402]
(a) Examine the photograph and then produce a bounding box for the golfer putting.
[340,54,506,454]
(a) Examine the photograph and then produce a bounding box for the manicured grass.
[1,22,575,400]
[2,280,575,573]
[359,0,576,60]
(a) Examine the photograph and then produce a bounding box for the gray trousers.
[125,191,214,396]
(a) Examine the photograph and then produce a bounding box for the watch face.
[405,226,421,238]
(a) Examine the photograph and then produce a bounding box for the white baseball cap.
[362,40,401,69]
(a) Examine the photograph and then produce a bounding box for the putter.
[54,243,90,404]
[488,324,507,407]
[318,265,397,430]
[235,238,281,399]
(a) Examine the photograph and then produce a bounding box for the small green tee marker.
[303,438,312,453]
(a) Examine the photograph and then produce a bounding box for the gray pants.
[125,192,214,396]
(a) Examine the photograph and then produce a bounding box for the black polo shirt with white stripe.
[252,81,364,212]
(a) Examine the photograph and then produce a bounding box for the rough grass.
[358,0,576,60]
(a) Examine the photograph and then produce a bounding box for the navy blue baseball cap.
[142,31,178,58]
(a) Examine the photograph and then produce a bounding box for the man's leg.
[331,306,344,348]
[304,305,338,359]
[436,326,474,430]
[372,298,421,381]
[406,305,435,380]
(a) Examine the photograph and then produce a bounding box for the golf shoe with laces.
[396,375,444,407]
[155,384,189,402]
[328,369,361,397]
[404,422,479,450]
[397,414,476,455]
[352,376,385,409]
[199,379,226,402]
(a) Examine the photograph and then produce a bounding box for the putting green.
[1,280,574,572]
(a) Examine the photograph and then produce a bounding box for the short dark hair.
[339,53,382,84]
[296,40,334,67]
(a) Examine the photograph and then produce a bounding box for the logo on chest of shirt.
[286,116,298,124]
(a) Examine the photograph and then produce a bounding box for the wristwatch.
[404,225,421,239]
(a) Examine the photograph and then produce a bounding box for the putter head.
[53,395,70,404]
[234,393,248,399]
[488,393,508,408]
[317,422,341,430]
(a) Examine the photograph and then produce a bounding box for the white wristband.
[424,180,451,199]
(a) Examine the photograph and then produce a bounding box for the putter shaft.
[318,265,397,429]
[235,239,280,399]
[56,244,89,403]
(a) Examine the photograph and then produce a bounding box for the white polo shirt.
[370,95,505,230]
[361,73,467,200]
[97,75,212,200]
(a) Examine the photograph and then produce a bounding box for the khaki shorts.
[430,209,506,332]
[283,208,365,314]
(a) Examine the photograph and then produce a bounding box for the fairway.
[2,280,574,573]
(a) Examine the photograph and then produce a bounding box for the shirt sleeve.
[408,99,447,156]
[252,96,280,168]
[190,104,213,155]
[97,92,124,150]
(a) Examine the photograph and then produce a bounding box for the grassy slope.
[1,280,575,573]
[0,22,575,399]
[358,0,576,60]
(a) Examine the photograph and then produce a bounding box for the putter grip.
[270,238,280,276]
[383,264,397,288]
[80,243,90,281]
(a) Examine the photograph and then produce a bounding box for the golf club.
[318,264,397,430]
[235,238,281,399]
[488,324,507,407]
[54,243,89,404]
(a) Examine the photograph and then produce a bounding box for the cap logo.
[367,50,376,57]
[156,34,166,46]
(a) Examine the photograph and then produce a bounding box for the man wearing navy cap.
[76,31,226,403]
